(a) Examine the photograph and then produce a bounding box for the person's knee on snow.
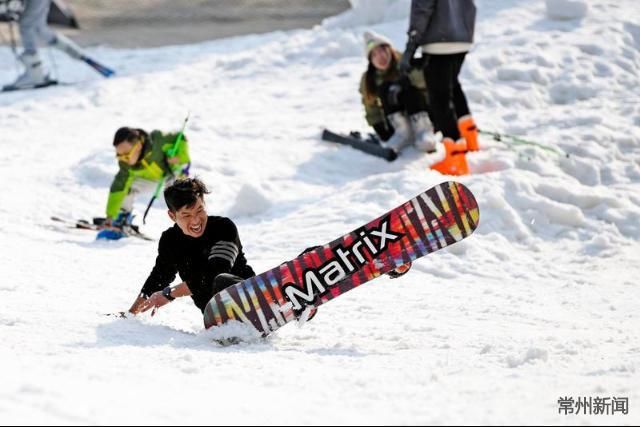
[409,111,437,153]
[383,112,413,152]
[211,273,244,295]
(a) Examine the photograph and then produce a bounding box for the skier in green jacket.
[103,127,190,236]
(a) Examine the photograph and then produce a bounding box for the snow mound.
[545,0,588,21]
[200,320,263,345]
[226,183,273,217]
[323,0,410,28]
[506,348,549,368]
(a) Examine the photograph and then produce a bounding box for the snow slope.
[0,0,639,424]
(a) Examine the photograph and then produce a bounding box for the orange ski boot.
[430,137,469,176]
[458,115,479,151]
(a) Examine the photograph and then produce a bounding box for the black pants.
[198,273,244,313]
[379,79,430,116]
[374,79,434,141]
[423,53,471,140]
[212,273,243,294]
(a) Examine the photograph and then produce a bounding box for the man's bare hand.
[138,291,171,316]
[128,295,148,315]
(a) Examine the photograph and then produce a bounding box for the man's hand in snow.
[138,291,171,316]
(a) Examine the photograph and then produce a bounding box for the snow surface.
[0,0,639,424]
[546,0,589,21]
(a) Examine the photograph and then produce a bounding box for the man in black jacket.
[129,178,411,320]
[129,178,255,316]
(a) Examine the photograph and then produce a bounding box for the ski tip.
[81,56,116,78]
[386,150,398,162]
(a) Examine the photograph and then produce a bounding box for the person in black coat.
[129,178,255,316]
[400,0,479,174]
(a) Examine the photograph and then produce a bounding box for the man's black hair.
[113,127,148,146]
[164,177,210,212]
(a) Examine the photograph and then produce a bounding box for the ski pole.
[142,114,190,224]
[479,129,569,157]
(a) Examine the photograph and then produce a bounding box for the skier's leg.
[50,33,84,60]
[116,179,157,223]
[450,53,479,151]
[424,54,460,141]
[425,54,469,174]
[18,0,55,54]
[3,52,51,90]
[4,0,55,89]
[401,84,437,152]
[383,112,413,152]
[375,82,413,151]
[211,273,244,294]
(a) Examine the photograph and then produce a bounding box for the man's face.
[168,197,208,238]
[115,139,143,166]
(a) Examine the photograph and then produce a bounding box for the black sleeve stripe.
[209,249,237,262]
[210,247,237,259]
[210,242,238,256]
[208,241,239,264]
[212,243,238,253]
[213,241,238,251]
[210,244,239,258]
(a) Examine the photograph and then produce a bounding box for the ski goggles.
[116,139,142,162]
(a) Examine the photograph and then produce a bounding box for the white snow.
[0,0,639,424]
[546,0,589,21]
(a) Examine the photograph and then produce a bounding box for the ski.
[322,129,398,161]
[1,79,59,92]
[80,55,115,78]
[50,216,153,241]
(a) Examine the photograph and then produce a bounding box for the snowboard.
[322,129,398,161]
[204,181,480,337]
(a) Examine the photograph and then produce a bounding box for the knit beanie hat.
[363,30,393,58]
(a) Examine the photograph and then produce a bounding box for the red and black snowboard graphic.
[204,181,480,337]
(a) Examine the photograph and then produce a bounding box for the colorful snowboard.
[204,181,480,337]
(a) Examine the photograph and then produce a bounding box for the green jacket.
[106,130,191,219]
[359,58,428,127]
